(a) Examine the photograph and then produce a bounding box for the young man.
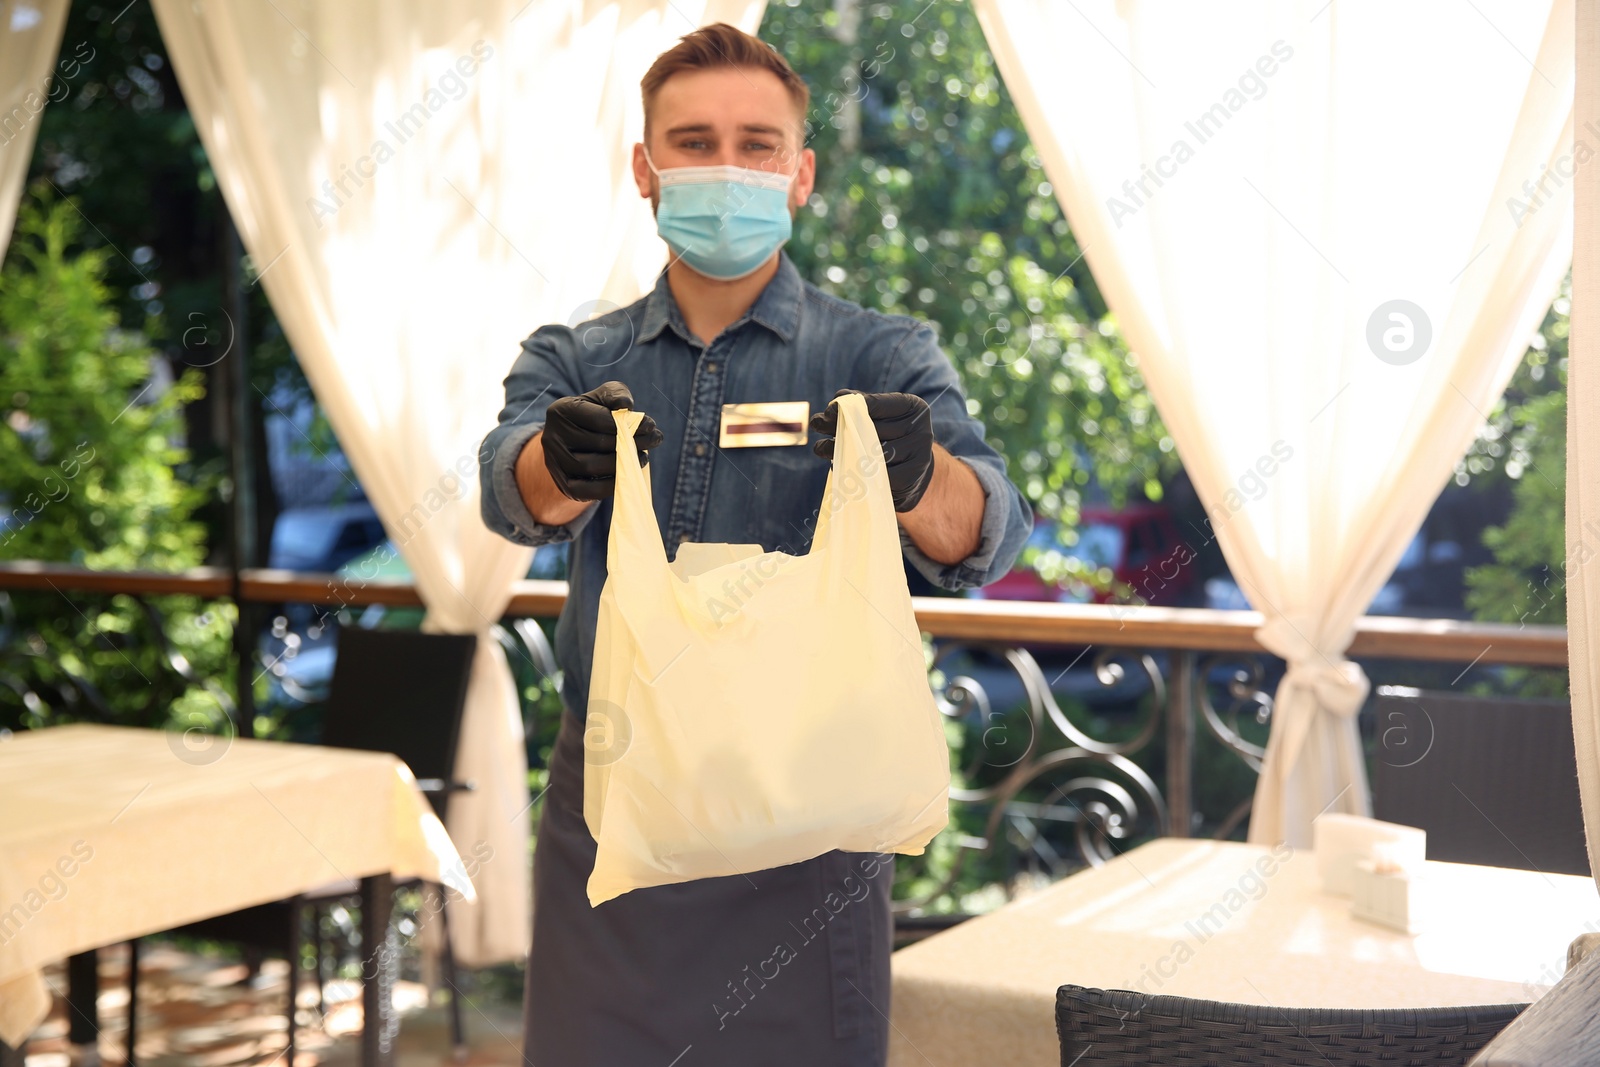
[479,22,1031,1066]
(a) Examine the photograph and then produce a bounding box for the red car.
[975,505,1198,606]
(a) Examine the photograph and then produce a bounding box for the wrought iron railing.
[0,561,1568,920]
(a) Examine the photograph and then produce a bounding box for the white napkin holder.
[1350,841,1428,934]
[1312,812,1426,897]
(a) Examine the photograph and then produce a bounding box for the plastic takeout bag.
[582,392,951,906]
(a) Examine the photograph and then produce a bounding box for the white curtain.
[147,0,764,965]
[0,0,70,252]
[975,0,1576,846]
[1571,0,1600,890]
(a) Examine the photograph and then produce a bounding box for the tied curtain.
[143,0,764,964]
[974,0,1576,845]
[0,0,69,251]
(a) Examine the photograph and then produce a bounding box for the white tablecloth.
[889,837,1600,1067]
[0,724,474,1047]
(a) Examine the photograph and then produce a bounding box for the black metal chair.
[1371,686,1589,877]
[124,626,479,1066]
[1056,985,1526,1066]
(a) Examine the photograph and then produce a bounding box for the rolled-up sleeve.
[876,320,1034,591]
[479,327,598,548]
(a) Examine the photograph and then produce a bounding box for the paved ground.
[21,943,525,1067]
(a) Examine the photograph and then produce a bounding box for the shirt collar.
[637,249,803,346]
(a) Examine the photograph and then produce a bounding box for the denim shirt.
[479,250,1033,717]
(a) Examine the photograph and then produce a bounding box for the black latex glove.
[541,381,664,501]
[810,389,935,512]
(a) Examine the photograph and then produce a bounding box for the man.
[479,22,1031,1066]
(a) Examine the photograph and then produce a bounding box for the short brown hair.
[641,22,810,142]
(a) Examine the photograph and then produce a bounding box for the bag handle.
[809,392,900,560]
[608,408,671,578]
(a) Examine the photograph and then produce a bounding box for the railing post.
[1167,649,1195,837]
[223,212,257,740]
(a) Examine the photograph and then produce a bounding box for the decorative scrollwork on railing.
[1196,653,1276,840]
[251,612,565,756]
[900,640,1169,913]
[1196,654,1272,769]
[0,589,216,730]
[498,617,560,683]
[1046,649,1166,757]
[131,596,238,735]
[0,643,116,725]
[258,610,339,706]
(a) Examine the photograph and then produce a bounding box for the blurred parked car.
[976,505,1198,607]
[267,502,388,573]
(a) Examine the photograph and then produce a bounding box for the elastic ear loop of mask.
[642,143,794,192]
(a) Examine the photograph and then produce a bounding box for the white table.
[0,724,474,1066]
[888,837,1600,1067]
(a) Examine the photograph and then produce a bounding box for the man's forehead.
[652,67,804,140]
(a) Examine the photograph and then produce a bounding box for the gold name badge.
[718,401,811,448]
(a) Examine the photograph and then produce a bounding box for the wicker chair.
[1056,985,1526,1066]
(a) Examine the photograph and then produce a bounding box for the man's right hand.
[540,381,664,501]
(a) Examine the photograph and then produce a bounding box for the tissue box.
[1312,813,1426,896]
[1351,858,1425,934]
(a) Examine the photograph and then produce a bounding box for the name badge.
[718,401,811,448]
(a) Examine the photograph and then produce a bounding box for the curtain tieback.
[1254,615,1370,782]
[1280,656,1369,720]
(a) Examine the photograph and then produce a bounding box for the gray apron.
[521,705,896,1066]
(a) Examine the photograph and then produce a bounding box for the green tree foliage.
[762,0,1179,541]
[0,184,230,732]
[28,0,298,552]
[1462,276,1569,628]
[1,184,205,567]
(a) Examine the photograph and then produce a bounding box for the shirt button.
[706,361,718,372]
[694,443,708,457]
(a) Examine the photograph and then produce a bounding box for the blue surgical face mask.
[643,144,795,281]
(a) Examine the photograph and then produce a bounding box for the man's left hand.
[810,389,935,512]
